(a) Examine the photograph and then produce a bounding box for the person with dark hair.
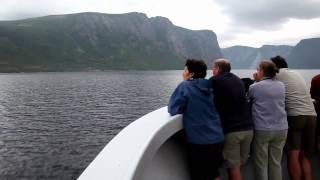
[210,59,253,180]
[271,56,316,180]
[310,74,320,163]
[270,55,288,69]
[168,59,224,180]
[248,60,288,180]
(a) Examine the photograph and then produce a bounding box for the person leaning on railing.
[210,59,253,180]
[168,59,224,180]
[271,56,317,180]
[248,60,288,180]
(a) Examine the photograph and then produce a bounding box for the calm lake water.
[0,70,319,180]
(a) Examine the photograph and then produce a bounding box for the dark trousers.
[187,142,224,180]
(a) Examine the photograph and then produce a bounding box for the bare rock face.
[149,16,222,66]
[71,12,223,65]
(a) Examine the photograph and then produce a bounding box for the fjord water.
[0,70,318,179]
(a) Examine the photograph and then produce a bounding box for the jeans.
[253,130,288,180]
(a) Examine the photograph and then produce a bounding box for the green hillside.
[0,12,223,72]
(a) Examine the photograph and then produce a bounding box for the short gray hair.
[213,58,231,73]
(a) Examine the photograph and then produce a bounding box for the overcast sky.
[0,0,320,48]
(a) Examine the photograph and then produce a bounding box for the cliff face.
[150,16,223,66]
[0,12,223,72]
[222,45,293,69]
[222,37,320,69]
[287,38,320,69]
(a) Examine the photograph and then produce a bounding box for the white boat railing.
[78,106,320,180]
[78,106,184,180]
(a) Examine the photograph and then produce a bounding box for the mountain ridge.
[0,12,319,72]
[0,12,223,72]
[222,45,293,69]
[222,38,320,69]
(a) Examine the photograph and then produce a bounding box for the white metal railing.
[78,107,183,180]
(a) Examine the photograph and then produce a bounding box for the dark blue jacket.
[168,79,224,144]
[210,72,253,133]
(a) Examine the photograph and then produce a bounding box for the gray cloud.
[215,0,320,29]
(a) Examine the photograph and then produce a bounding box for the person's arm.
[248,85,255,103]
[310,78,317,100]
[168,83,188,116]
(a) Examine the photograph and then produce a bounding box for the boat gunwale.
[78,106,183,180]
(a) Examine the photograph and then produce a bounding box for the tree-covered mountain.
[222,45,293,69]
[0,12,223,72]
[287,38,320,69]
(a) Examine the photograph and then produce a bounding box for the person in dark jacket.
[310,74,320,163]
[168,59,224,180]
[311,74,320,116]
[210,59,253,180]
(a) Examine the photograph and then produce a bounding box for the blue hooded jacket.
[168,79,224,144]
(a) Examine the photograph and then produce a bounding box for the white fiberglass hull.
[78,107,319,180]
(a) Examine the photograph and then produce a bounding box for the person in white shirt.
[271,56,317,180]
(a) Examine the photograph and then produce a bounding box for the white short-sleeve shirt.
[275,68,316,116]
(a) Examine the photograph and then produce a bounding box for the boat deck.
[144,131,320,180]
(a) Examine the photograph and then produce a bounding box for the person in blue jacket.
[168,59,224,180]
